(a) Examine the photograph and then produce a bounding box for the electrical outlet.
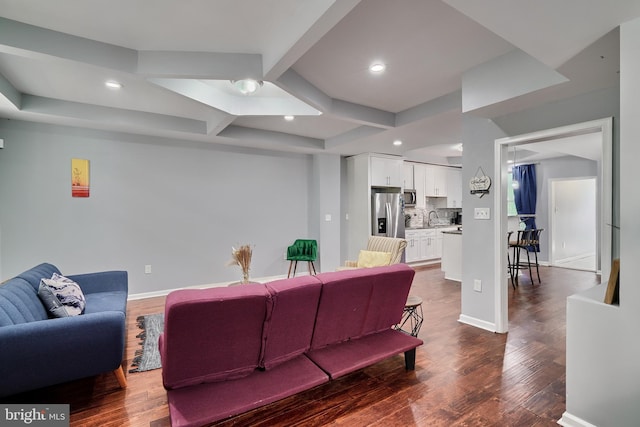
[473,279,482,292]
[474,207,490,220]
[144,265,152,274]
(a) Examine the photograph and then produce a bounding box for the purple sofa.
[159,264,422,427]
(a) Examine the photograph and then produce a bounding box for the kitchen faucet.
[427,210,438,226]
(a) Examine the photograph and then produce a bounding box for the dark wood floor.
[2,264,600,426]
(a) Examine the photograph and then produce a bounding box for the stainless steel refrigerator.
[371,188,405,238]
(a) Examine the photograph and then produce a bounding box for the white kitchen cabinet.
[403,163,414,189]
[446,168,462,208]
[424,165,447,197]
[370,156,403,187]
[422,229,438,259]
[405,229,438,262]
[405,230,420,263]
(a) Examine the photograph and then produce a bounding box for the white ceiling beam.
[218,125,325,151]
[396,90,462,127]
[264,0,361,80]
[138,51,262,80]
[324,125,386,150]
[0,17,137,72]
[462,49,568,113]
[330,99,395,129]
[276,69,332,112]
[0,72,21,110]
[21,95,208,134]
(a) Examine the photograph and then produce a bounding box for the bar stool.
[395,295,424,337]
[509,229,543,286]
[507,231,516,289]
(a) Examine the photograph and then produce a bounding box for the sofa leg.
[404,348,416,371]
[114,366,127,389]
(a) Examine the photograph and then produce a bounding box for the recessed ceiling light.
[105,80,122,90]
[393,139,402,146]
[284,115,295,121]
[369,63,386,73]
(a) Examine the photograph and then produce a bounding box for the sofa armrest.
[68,271,128,295]
[0,311,126,397]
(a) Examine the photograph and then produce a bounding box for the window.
[507,172,518,216]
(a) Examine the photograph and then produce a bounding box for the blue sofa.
[0,263,128,397]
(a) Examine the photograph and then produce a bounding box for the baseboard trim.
[128,274,287,300]
[457,314,497,333]
[558,411,597,427]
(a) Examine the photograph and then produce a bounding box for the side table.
[395,295,424,337]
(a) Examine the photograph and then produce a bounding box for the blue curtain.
[512,164,537,231]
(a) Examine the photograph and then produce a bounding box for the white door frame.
[493,118,612,333]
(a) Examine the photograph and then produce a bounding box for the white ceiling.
[0,0,638,160]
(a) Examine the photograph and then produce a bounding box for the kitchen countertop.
[406,225,461,230]
[442,229,462,235]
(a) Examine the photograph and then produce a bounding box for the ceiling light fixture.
[284,115,295,121]
[105,80,122,90]
[231,79,263,95]
[512,147,520,189]
[369,63,386,73]
[393,139,403,146]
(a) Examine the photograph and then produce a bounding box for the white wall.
[460,114,507,330]
[312,153,342,272]
[551,178,596,262]
[0,119,321,295]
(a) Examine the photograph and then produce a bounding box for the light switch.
[474,207,490,220]
[325,214,332,222]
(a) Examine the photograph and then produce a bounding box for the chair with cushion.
[509,228,544,286]
[286,239,318,278]
[340,236,407,270]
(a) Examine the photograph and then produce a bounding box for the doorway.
[550,178,597,271]
[492,118,612,333]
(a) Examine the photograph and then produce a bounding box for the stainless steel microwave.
[403,190,416,207]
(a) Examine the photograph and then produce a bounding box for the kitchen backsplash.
[405,205,461,228]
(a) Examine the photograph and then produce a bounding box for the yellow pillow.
[357,250,392,268]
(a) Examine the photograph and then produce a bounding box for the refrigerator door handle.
[385,202,392,237]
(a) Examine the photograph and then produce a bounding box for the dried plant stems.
[228,244,253,283]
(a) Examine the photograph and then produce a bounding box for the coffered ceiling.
[0,0,638,161]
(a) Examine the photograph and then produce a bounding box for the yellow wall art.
[71,158,90,197]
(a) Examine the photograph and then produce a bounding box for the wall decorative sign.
[469,166,491,198]
[71,158,90,197]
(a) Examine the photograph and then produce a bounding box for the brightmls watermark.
[1,404,69,426]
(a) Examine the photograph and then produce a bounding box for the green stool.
[287,239,317,278]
